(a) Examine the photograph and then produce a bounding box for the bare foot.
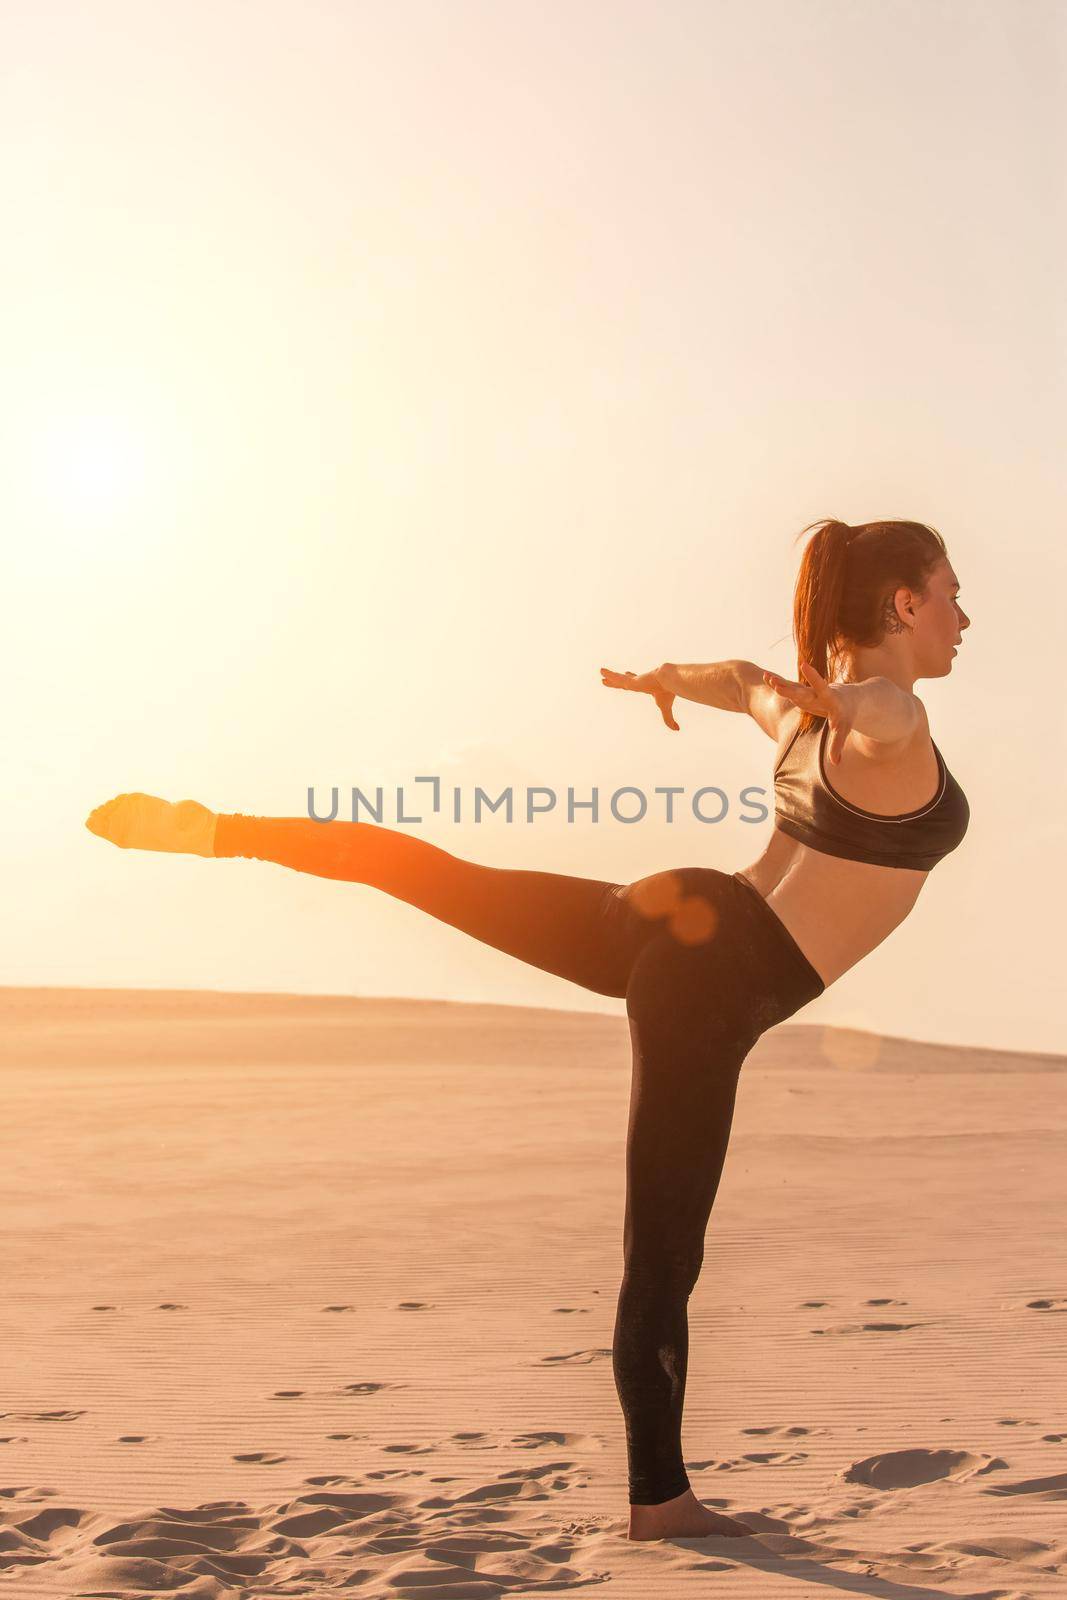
[85,793,218,857]
[627,1487,754,1541]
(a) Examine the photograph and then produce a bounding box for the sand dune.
[1,986,1065,1596]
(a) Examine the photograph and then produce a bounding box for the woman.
[85,517,971,1542]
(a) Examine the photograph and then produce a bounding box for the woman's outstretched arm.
[654,660,751,712]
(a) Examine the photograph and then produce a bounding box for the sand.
[1,985,1065,1597]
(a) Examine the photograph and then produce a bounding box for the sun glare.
[43,414,152,516]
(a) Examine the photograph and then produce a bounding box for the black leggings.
[214,813,825,1505]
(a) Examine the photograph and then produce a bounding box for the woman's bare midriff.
[735,828,930,989]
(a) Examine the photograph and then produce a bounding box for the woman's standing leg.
[612,921,753,1517]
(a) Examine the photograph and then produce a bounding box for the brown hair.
[791,518,947,735]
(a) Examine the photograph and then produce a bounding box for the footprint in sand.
[742,1451,809,1465]
[234,1450,287,1464]
[420,1460,582,1507]
[842,1448,1007,1489]
[271,1391,304,1400]
[116,1436,154,1445]
[687,1450,808,1471]
[1042,1433,1065,1443]
[321,1304,354,1313]
[1025,1296,1067,1313]
[447,1432,498,1454]
[997,1417,1040,1427]
[799,1300,829,1308]
[539,1348,612,1365]
[156,1303,187,1311]
[552,1306,591,1314]
[91,1305,117,1312]
[864,1297,908,1306]
[10,1505,85,1539]
[384,1442,434,1455]
[741,1425,825,1437]
[512,1430,597,1450]
[811,1320,925,1335]
[449,1428,601,1454]
[0,1410,86,1423]
[341,1381,395,1395]
[396,1301,431,1311]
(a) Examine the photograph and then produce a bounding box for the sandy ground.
[1,985,1065,1598]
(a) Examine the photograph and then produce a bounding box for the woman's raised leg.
[85,793,656,999]
[215,810,654,996]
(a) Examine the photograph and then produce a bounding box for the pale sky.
[4,0,1064,1053]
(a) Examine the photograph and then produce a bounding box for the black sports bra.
[773,713,970,871]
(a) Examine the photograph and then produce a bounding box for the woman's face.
[913,556,970,676]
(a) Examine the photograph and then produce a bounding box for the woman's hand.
[600,666,680,731]
[762,661,852,764]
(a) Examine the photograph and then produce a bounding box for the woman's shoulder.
[847,687,932,765]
